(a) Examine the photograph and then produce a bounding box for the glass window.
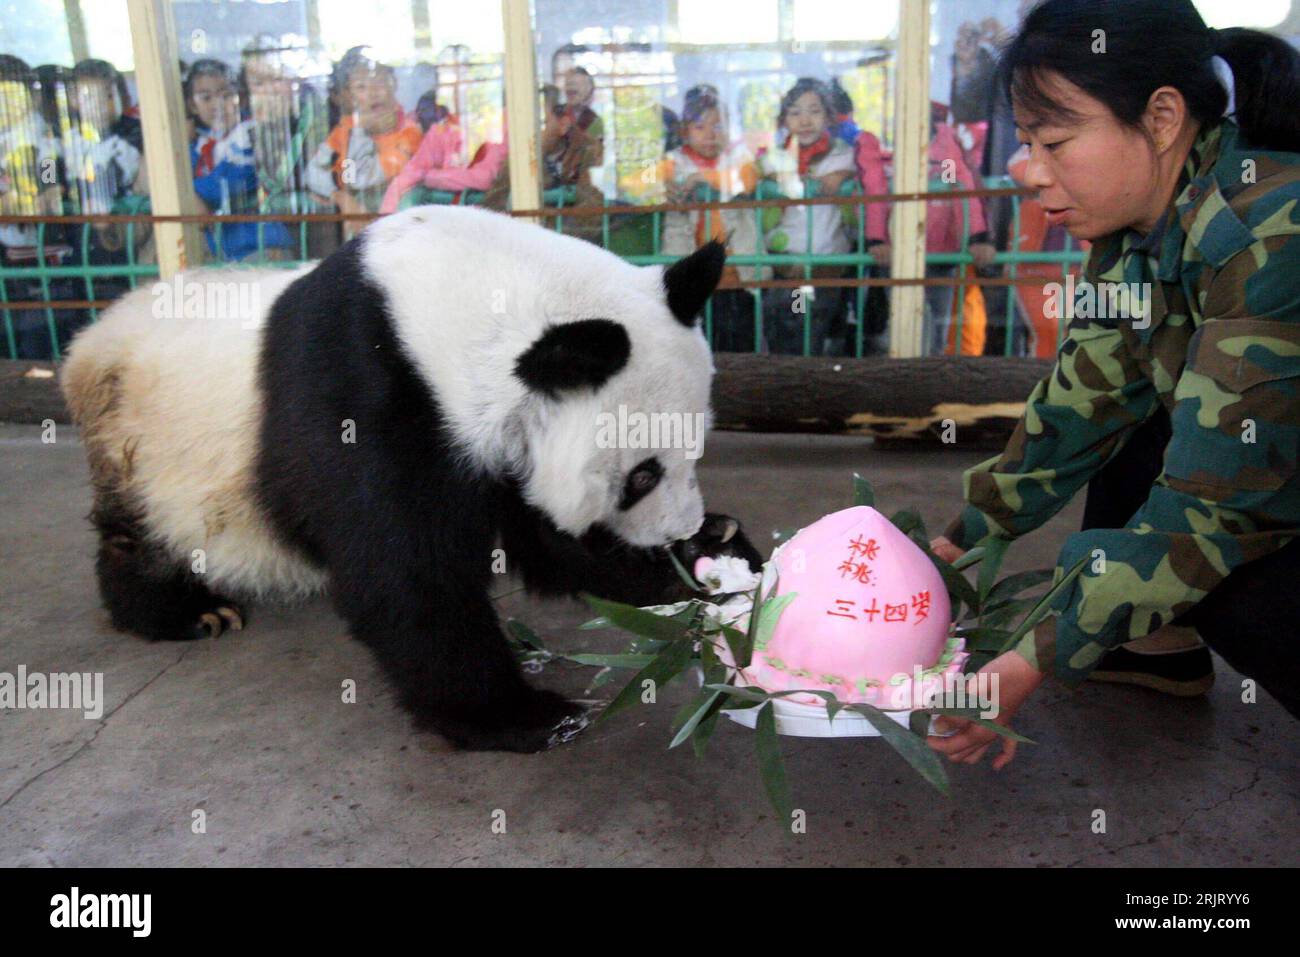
[533,0,900,358]
[927,0,1300,362]
[1,0,147,360]
[929,0,1075,360]
[171,0,506,262]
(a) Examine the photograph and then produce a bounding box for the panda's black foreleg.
[327,546,588,753]
[90,489,245,641]
[498,494,765,607]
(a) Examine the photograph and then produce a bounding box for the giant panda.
[60,204,762,753]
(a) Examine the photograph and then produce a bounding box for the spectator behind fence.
[65,59,151,261]
[621,86,766,352]
[0,54,78,359]
[834,76,891,355]
[380,115,508,214]
[542,62,603,186]
[0,55,63,240]
[239,39,328,213]
[306,52,421,236]
[758,77,856,356]
[185,58,292,261]
[925,102,995,355]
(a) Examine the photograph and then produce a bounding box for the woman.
[927,0,1300,768]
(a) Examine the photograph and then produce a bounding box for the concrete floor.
[1,421,1296,867]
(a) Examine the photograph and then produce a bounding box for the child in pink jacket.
[380,119,508,213]
[853,103,996,354]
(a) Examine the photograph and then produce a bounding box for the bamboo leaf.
[984,568,1054,607]
[847,702,951,797]
[505,618,546,651]
[598,639,697,724]
[925,709,1036,744]
[563,653,658,669]
[581,593,695,642]
[998,553,1090,655]
[981,597,1040,630]
[692,709,722,757]
[951,546,986,571]
[889,508,923,536]
[739,573,779,669]
[719,624,752,671]
[753,592,797,654]
[670,689,725,748]
[975,536,1011,608]
[922,546,979,620]
[755,703,793,822]
[706,683,775,704]
[667,548,704,593]
[586,667,620,690]
[706,684,844,723]
[909,710,931,737]
[852,473,875,507]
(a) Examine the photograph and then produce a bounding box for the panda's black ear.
[514,318,631,397]
[663,239,726,327]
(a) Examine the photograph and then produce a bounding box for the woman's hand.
[927,646,1045,769]
[929,535,964,564]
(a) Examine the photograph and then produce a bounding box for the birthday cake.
[704,506,968,711]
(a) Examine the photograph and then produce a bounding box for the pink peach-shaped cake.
[715,506,967,710]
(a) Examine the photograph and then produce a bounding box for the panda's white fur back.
[62,265,330,600]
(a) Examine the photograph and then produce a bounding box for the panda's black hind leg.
[91,492,246,642]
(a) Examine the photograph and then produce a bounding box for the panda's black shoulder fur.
[247,232,751,751]
[255,233,472,567]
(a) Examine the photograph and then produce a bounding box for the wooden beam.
[127,0,204,279]
[501,0,542,218]
[709,353,1046,439]
[6,355,1049,440]
[888,0,930,358]
[64,0,89,63]
[411,0,433,54]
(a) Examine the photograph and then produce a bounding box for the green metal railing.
[1,178,1085,361]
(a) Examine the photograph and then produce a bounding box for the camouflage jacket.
[942,119,1300,685]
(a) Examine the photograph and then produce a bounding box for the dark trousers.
[708,290,759,353]
[1082,406,1300,717]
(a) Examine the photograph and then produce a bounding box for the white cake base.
[722,696,951,738]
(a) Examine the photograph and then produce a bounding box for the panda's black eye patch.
[619,457,663,511]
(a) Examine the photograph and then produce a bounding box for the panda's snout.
[665,508,706,545]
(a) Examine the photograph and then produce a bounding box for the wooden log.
[0,361,65,425]
[0,356,1051,443]
[710,354,1050,441]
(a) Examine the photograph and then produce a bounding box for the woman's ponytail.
[1214,27,1300,152]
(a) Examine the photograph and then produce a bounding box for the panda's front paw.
[438,689,590,754]
[674,512,763,575]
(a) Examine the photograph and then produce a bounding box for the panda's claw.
[215,605,244,631]
[197,612,224,639]
[546,711,591,749]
